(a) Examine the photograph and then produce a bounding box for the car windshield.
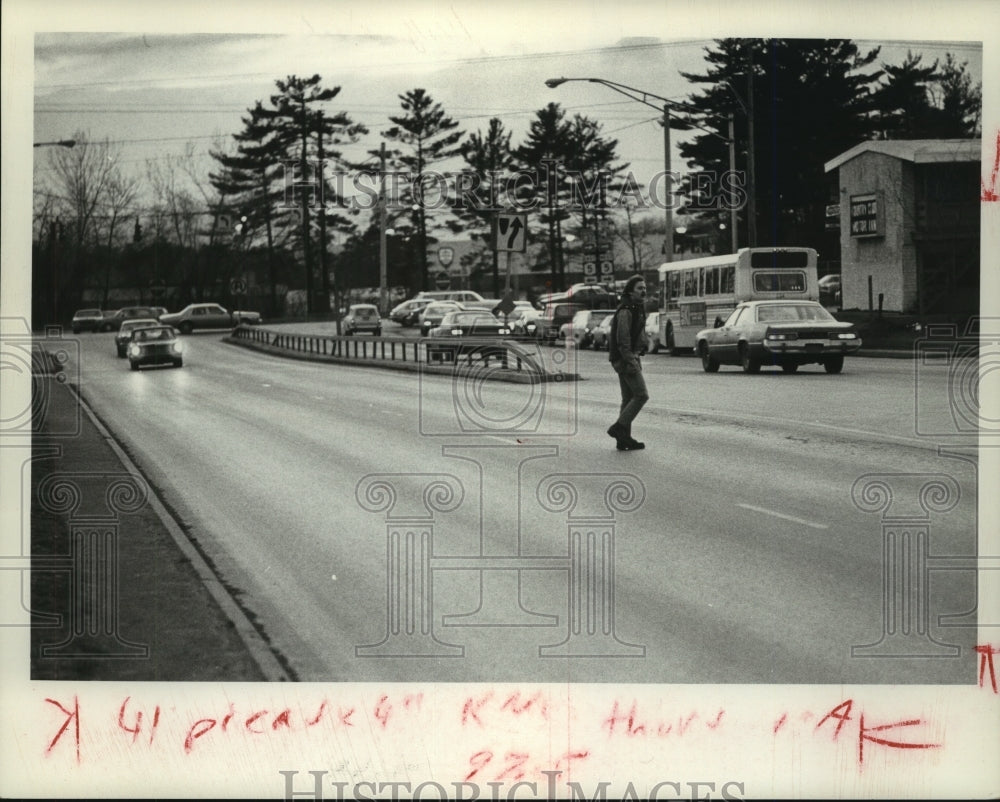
[122,320,156,331]
[76,309,100,316]
[450,313,495,326]
[353,307,376,318]
[756,304,835,323]
[135,327,172,341]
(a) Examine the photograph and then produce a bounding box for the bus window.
[671,272,681,300]
[750,250,810,268]
[721,266,734,294]
[752,271,807,293]
[684,270,698,297]
[705,267,718,295]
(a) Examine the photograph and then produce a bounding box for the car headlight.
[450,328,463,335]
[836,332,857,340]
[526,323,536,332]
[499,328,510,335]
[171,342,183,353]
[765,331,798,341]
[128,344,141,356]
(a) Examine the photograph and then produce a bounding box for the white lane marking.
[737,503,829,530]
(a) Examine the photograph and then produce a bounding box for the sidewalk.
[29,376,286,681]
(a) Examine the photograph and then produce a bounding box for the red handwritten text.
[602,700,726,738]
[975,644,999,693]
[810,699,940,766]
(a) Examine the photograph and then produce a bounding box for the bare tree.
[98,170,140,307]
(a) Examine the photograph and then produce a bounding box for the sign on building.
[849,192,883,238]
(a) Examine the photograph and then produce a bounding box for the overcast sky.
[22,3,990,224]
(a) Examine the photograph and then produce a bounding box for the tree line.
[32,39,981,325]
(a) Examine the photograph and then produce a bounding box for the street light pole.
[662,103,673,263]
[546,77,677,264]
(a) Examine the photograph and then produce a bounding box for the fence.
[227,325,574,381]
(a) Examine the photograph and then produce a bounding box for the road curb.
[68,382,294,682]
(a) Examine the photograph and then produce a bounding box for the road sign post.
[492,213,528,296]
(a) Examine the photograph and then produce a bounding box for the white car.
[159,303,261,334]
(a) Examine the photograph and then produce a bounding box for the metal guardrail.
[228,325,571,378]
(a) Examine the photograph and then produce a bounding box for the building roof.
[824,138,981,173]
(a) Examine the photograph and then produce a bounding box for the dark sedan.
[115,318,160,357]
[695,300,861,374]
[126,325,184,370]
[100,305,161,332]
[427,311,512,338]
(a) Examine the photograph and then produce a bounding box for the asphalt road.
[67,328,980,684]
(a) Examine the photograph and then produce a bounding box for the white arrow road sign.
[494,213,527,252]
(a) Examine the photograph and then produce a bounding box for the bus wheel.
[699,343,719,373]
[739,344,761,374]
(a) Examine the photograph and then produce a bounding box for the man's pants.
[614,363,649,434]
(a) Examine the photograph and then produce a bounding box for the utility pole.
[728,114,738,252]
[378,141,388,316]
[746,48,758,247]
[316,112,331,316]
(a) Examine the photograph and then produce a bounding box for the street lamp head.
[544,78,567,88]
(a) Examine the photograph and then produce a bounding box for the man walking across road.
[607,275,650,451]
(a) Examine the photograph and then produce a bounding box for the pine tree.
[456,117,515,297]
[678,38,883,250]
[259,75,344,315]
[210,101,291,317]
[383,88,464,292]
[513,103,574,289]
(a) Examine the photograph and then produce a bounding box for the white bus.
[657,247,819,353]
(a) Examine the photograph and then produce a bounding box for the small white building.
[823,139,980,315]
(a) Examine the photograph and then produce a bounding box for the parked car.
[644,312,663,353]
[389,298,432,326]
[71,308,105,333]
[564,283,617,309]
[560,308,615,349]
[126,325,184,370]
[534,301,584,344]
[427,310,512,338]
[100,306,161,332]
[591,313,615,351]
[819,274,842,307]
[159,303,261,334]
[418,301,463,336]
[537,283,615,310]
[414,290,484,303]
[115,318,160,357]
[695,300,861,374]
[342,304,382,335]
[511,308,544,339]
